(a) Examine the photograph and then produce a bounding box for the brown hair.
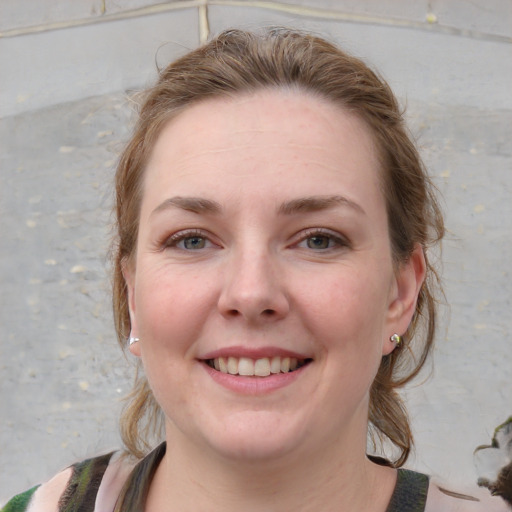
[113,28,444,465]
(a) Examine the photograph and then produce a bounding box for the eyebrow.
[151,196,222,216]
[278,195,366,216]
[151,194,365,217]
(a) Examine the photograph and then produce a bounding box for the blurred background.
[1,0,511,503]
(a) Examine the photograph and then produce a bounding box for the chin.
[200,411,308,462]
[213,435,298,463]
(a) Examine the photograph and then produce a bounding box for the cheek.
[134,265,215,354]
[132,269,208,409]
[302,271,390,337]
[299,268,391,388]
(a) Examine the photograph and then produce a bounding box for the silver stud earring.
[128,337,140,346]
[390,333,403,347]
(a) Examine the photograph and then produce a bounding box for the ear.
[383,244,426,356]
[122,259,141,357]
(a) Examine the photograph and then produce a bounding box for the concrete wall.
[1,0,511,503]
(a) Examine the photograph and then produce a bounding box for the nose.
[217,247,290,323]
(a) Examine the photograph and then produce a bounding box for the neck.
[145,426,396,512]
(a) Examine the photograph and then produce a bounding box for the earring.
[128,337,140,346]
[390,333,403,347]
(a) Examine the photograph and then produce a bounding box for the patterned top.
[0,443,450,512]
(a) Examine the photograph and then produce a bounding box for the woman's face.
[126,89,423,462]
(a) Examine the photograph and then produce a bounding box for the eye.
[180,236,208,250]
[305,234,332,250]
[164,230,214,250]
[296,229,348,251]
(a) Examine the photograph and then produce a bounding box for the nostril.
[262,309,275,316]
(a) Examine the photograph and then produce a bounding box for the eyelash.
[161,228,350,252]
[296,228,350,251]
[163,229,213,250]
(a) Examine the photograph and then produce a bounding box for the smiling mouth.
[204,356,313,377]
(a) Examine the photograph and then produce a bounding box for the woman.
[3,28,509,512]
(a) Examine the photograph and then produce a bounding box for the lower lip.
[200,362,308,395]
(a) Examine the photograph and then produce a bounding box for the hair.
[112,27,444,466]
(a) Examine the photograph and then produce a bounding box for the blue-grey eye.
[306,235,332,249]
[182,236,206,250]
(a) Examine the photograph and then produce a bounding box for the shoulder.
[425,480,511,512]
[1,451,135,512]
[1,467,72,512]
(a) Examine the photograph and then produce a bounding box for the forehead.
[153,88,375,146]
[142,89,383,205]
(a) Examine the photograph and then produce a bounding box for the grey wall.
[1,0,511,503]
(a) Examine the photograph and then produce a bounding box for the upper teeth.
[210,356,300,376]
